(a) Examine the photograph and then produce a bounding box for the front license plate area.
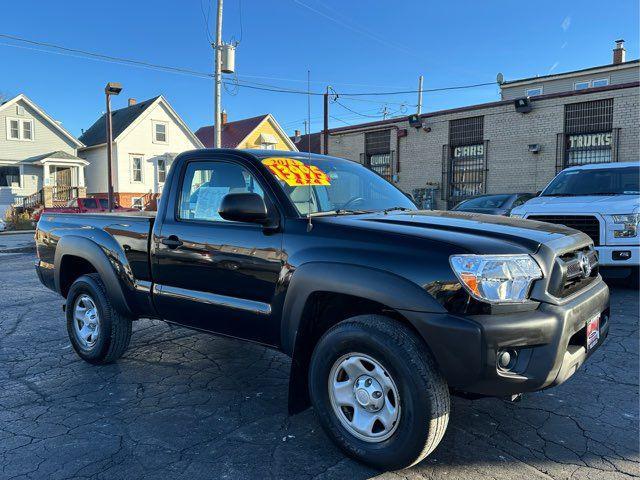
[586,314,600,351]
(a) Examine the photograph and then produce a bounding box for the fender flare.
[282,262,446,414]
[281,262,445,356]
[54,235,133,317]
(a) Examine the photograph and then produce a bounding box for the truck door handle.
[161,235,183,249]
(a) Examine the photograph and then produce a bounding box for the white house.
[0,94,87,217]
[79,95,203,209]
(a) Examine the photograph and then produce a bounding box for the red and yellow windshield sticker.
[262,157,331,187]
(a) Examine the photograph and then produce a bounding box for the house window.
[261,143,276,150]
[153,122,167,143]
[6,118,33,141]
[592,78,609,88]
[525,87,543,97]
[0,166,21,187]
[574,81,590,91]
[22,121,32,140]
[9,119,19,139]
[158,158,166,183]
[131,156,143,182]
[131,197,143,209]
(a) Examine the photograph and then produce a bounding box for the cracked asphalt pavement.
[1,252,638,479]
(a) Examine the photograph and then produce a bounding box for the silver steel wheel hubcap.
[73,294,100,348]
[328,353,401,442]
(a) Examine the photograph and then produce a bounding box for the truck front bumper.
[402,278,610,397]
[596,245,640,267]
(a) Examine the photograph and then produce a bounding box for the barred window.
[564,99,613,134]
[446,117,486,207]
[562,99,615,168]
[449,116,483,146]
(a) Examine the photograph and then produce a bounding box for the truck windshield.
[261,156,416,215]
[542,166,640,196]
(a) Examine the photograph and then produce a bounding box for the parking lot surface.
[1,252,638,480]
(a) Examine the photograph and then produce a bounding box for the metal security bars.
[360,151,395,181]
[559,99,616,170]
[449,116,484,145]
[444,117,486,207]
[564,99,613,134]
[364,130,393,181]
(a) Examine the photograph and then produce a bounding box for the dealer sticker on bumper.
[586,314,600,351]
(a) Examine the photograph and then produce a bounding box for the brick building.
[318,41,639,209]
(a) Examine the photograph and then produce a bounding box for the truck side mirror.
[219,192,269,224]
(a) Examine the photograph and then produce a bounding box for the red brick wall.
[89,192,160,210]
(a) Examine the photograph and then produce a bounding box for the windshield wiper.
[380,206,414,214]
[587,192,622,195]
[309,209,372,217]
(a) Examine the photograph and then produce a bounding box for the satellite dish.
[496,72,504,85]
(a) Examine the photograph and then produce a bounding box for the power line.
[0,33,214,78]
[333,99,382,118]
[199,0,213,43]
[0,33,497,97]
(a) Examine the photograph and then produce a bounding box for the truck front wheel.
[309,315,450,470]
[65,273,132,364]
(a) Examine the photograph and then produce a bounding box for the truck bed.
[36,211,156,288]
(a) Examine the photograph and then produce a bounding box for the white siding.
[0,98,77,161]
[113,101,200,193]
[80,145,108,194]
[501,63,640,100]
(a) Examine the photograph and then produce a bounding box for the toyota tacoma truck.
[35,149,610,470]
[510,162,639,284]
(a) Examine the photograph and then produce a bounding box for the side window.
[83,198,98,209]
[178,161,266,222]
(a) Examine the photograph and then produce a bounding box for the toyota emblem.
[579,252,592,278]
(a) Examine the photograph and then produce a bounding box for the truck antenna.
[306,69,313,232]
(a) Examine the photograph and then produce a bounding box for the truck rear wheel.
[308,315,450,470]
[66,273,132,364]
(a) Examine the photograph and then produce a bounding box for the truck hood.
[317,210,579,255]
[513,195,640,215]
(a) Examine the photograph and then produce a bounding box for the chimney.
[221,109,228,126]
[613,39,626,64]
[128,98,137,106]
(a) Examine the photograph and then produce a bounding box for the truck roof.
[564,161,639,172]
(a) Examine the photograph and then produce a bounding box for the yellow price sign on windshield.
[262,157,331,187]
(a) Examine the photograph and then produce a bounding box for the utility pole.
[323,86,329,155]
[417,75,424,115]
[213,0,223,148]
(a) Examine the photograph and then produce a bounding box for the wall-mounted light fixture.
[528,143,541,154]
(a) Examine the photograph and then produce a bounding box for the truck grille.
[548,247,599,298]
[527,215,600,245]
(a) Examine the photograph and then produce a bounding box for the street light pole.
[104,82,122,212]
[213,0,223,148]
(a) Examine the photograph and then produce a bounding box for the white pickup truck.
[511,162,639,277]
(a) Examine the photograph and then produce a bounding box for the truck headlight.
[510,213,524,218]
[449,254,543,304]
[611,214,638,238]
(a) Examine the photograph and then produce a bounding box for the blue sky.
[1,0,638,138]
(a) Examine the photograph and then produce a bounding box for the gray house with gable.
[0,94,87,217]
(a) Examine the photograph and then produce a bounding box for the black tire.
[309,315,450,470]
[66,273,132,364]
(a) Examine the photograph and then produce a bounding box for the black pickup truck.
[35,149,609,470]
